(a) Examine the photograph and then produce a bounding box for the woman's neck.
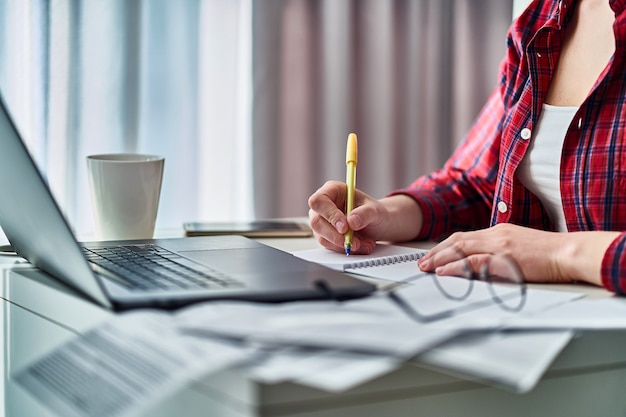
[545,0,615,106]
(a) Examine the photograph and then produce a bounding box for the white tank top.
[516,104,579,232]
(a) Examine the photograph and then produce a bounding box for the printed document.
[15,311,251,417]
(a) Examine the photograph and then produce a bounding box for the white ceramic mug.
[87,154,164,240]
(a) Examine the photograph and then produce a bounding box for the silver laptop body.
[0,93,375,310]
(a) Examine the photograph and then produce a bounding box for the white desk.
[2,236,626,417]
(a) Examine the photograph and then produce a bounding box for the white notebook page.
[292,244,429,282]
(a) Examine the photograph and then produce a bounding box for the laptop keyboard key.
[83,245,241,292]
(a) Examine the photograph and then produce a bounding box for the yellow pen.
[344,133,358,255]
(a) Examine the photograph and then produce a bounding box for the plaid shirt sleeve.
[390,0,626,295]
[602,235,626,295]
[389,85,505,241]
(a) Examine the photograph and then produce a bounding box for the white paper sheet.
[392,277,585,329]
[15,311,251,417]
[14,275,590,415]
[504,297,626,329]
[416,330,574,393]
[245,346,401,392]
[176,296,458,358]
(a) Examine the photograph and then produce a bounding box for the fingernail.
[335,220,346,233]
[418,258,430,270]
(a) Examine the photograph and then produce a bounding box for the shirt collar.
[610,0,626,15]
[552,0,573,30]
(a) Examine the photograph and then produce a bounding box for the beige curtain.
[251,0,513,218]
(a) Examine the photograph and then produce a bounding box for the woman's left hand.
[417,223,619,287]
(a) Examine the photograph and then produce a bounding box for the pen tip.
[345,245,351,256]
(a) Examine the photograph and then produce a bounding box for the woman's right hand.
[307,181,422,254]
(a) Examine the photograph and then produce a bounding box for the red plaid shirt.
[392,0,626,294]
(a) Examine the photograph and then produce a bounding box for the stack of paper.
[16,244,605,417]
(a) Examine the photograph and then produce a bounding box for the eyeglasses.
[386,251,527,324]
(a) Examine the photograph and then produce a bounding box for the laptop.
[0,93,375,310]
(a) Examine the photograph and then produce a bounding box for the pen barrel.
[344,160,357,252]
[344,133,358,254]
[345,161,356,213]
[345,229,353,247]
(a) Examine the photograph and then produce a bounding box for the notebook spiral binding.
[345,251,426,270]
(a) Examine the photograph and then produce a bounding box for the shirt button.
[497,201,508,213]
[520,128,531,140]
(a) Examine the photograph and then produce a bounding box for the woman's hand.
[418,223,620,287]
[308,181,423,254]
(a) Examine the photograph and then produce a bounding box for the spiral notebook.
[292,245,429,282]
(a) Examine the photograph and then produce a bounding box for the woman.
[307,0,626,294]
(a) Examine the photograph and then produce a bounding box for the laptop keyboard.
[82,245,243,291]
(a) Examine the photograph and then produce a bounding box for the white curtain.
[0,0,514,236]
[0,0,253,236]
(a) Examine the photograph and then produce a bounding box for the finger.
[308,181,349,233]
[309,210,346,250]
[313,229,377,255]
[481,254,525,285]
[419,243,467,272]
[418,235,458,267]
[420,230,502,271]
[347,195,378,232]
[420,230,472,258]
[314,233,346,254]
[434,253,492,279]
[349,234,377,255]
[433,258,471,278]
[311,220,377,255]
